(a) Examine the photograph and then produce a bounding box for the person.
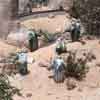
[55,38,66,55]
[28,30,38,52]
[50,56,65,83]
[15,49,28,75]
[70,19,81,42]
[64,19,81,42]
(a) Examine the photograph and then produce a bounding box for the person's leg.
[24,62,28,74]
[17,63,23,74]
[71,30,75,42]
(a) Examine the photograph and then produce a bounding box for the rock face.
[18,0,32,14]
[48,0,73,10]
[0,0,18,38]
[0,0,11,38]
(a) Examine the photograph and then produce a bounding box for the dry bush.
[64,51,88,80]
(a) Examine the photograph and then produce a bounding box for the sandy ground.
[1,2,100,100]
[21,14,70,33]
[1,10,100,100]
[0,40,18,57]
[11,39,100,100]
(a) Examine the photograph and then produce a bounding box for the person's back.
[55,39,66,54]
[17,52,27,63]
[28,30,38,52]
[53,58,64,70]
[51,57,65,82]
[71,19,81,41]
[16,51,28,75]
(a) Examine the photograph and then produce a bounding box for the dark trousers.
[17,62,28,75]
[71,30,80,42]
[29,38,38,52]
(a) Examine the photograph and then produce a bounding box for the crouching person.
[50,56,66,83]
[28,30,39,52]
[55,38,66,55]
[64,19,81,42]
[71,19,81,42]
[16,50,28,75]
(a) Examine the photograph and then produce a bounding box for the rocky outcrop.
[0,0,11,38]
[48,0,73,10]
[0,0,18,38]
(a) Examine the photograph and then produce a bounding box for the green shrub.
[65,51,88,80]
[39,30,55,42]
[0,74,21,100]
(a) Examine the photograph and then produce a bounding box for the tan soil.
[12,39,100,100]
[21,15,70,33]
[0,40,18,57]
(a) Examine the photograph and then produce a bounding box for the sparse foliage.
[64,51,88,80]
[39,30,56,42]
[0,74,21,100]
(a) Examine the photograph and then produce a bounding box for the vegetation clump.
[65,51,88,80]
[0,74,21,100]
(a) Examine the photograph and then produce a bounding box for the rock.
[80,40,86,45]
[48,14,55,19]
[98,40,100,44]
[48,0,73,10]
[87,52,96,62]
[96,60,100,67]
[77,87,83,92]
[26,93,32,98]
[27,56,34,64]
[66,78,77,90]
[55,27,62,33]
[84,35,95,40]
[38,60,50,68]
